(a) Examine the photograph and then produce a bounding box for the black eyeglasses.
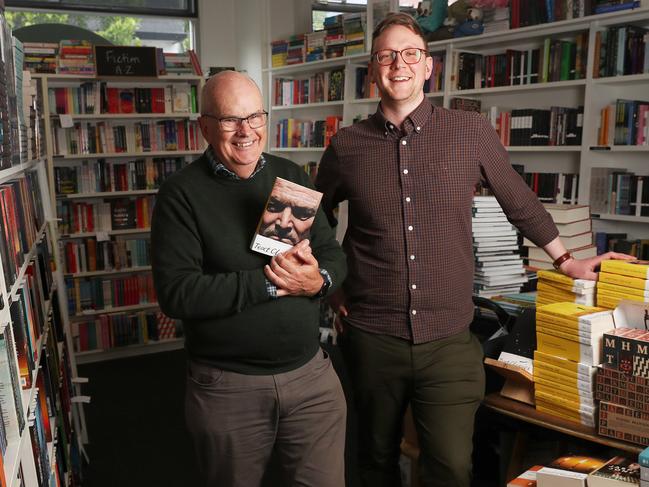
[372,48,428,66]
[201,111,268,131]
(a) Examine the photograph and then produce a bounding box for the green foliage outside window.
[6,11,143,46]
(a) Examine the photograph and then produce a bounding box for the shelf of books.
[266,5,649,250]
[0,6,94,484]
[28,65,207,366]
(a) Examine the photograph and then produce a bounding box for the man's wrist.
[314,268,332,298]
[553,252,573,271]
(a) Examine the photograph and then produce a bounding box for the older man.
[151,71,347,487]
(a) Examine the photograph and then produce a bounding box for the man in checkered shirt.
[316,12,631,487]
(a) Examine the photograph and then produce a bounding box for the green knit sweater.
[151,153,347,374]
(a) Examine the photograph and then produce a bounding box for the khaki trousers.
[185,349,346,487]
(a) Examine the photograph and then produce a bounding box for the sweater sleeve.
[477,116,559,247]
[151,182,269,320]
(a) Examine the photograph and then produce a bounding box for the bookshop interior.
[0,0,649,486]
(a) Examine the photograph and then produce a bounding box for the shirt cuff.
[265,278,278,299]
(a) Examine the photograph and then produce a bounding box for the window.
[6,9,195,50]
[6,0,196,18]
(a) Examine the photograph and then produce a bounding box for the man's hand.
[264,240,323,297]
[559,251,636,280]
[327,288,348,334]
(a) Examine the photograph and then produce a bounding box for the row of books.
[452,33,588,91]
[54,157,186,195]
[52,119,202,156]
[595,231,649,259]
[522,171,580,205]
[0,173,46,294]
[593,24,649,78]
[65,273,156,316]
[274,116,341,149]
[508,0,630,30]
[271,13,366,67]
[272,68,344,106]
[73,310,181,353]
[596,99,649,147]
[23,40,202,76]
[481,105,584,147]
[57,196,155,235]
[590,168,649,216]
[48,82,198,115]
[63,237,151,275]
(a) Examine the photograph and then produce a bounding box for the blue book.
[594,1,640,14]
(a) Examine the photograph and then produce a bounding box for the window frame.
[5,0,198,18]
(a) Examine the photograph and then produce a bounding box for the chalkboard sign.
[95,45,159,77]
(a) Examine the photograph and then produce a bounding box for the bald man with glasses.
[151,71,347,487]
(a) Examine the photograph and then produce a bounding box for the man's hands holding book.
[264,240,323,297]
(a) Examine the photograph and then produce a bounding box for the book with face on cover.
[250,177,322,257]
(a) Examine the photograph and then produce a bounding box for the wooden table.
[482,392,643,454]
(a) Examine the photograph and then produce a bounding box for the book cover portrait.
[251,177,322,256]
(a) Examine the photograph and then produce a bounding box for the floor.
[77,345,515,487]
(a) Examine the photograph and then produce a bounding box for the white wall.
[196,0,311,97]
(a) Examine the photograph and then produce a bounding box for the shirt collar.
[206,145,266,180]
[372,97,434,135]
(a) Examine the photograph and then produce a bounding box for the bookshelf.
[31,72,206,364]
[0,10,90,483]
[265,6,649,243]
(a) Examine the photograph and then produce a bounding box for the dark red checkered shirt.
[316,98,558,344]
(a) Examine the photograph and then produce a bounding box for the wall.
[196,0,311,96]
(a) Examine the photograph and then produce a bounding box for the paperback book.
[250,177,322,257]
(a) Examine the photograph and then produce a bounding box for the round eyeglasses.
[372,48,428,66]
[201,111,268,132]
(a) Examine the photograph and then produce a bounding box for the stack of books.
[271,39,288,68]
[22,42,58,73]
[472,195,527,298]
[342,13,365,56]
[525,203,596,270]
[597,260,649,309]
[536,270,596,306]
[596,325,649,446]
[324,15,346,59]
[534,302,614,426]
[58,40,95,75]
[482,7,510,34]
[305,31,325,62]
[163,52,194,75]
[286,34,306,65]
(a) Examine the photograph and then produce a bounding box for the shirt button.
[412,310,417,315]
[405,197,411,202]
[408,225,413,231]
[384,131,388,136]
[416,126,421,131]
[410,255,415,260]
[411,284,417,290]
[401,140,407,145]
[389,124,394,129]
[403,169,408,175]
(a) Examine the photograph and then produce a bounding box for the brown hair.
[371,12,428,54]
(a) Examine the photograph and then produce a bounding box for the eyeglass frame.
[201,110,269,132]
[371,48,429,66]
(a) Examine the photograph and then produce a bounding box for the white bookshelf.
[266,6,649,241]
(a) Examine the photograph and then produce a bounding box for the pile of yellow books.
[536,270,596,307]
[597,260,649,309]
[534,302,614,426]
